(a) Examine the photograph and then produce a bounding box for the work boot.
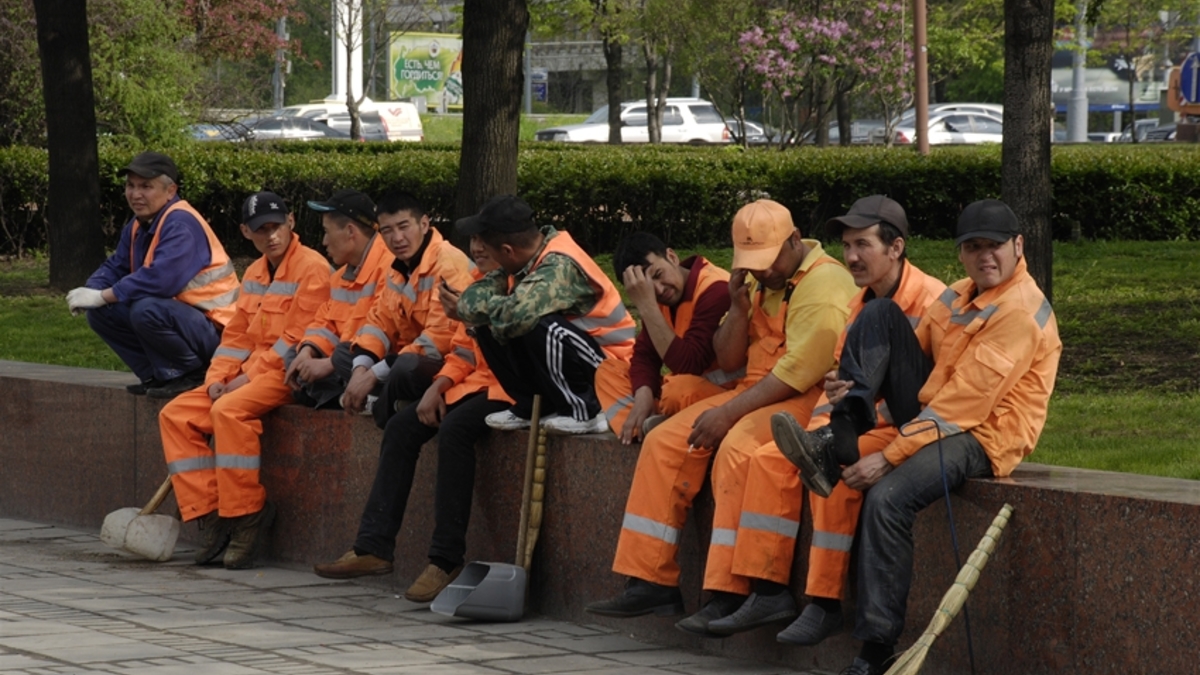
[840,657,886,675]
[313,550,394,579]
[707,591,798,636]
[585,577,684,618]
[222,502,276,570]
[193,511,233,565]
[404,563,463,603]
[674,591,746,637]
[777,602,845,646]
[772,413,841,498]
[126,378,163,395]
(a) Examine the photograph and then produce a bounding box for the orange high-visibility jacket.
[352,229,473,362]
[205,235,332,386]
[883,257,1062,476]
[528,231,636,361]
[654,258,741,386]
[300,234,395,357]
[133,200,239,328]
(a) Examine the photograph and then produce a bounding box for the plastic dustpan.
[430,561,526,622]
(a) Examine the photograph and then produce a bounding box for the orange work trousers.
[704,387,820,594]
[802,426,895,599]
[159,374,292,522]
[612,385,819,594]
[595,359,726,437]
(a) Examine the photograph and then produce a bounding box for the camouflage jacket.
[458,226,597,343]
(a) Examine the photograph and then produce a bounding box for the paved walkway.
[0,519,821,675]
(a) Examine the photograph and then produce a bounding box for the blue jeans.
[87,297,219,382]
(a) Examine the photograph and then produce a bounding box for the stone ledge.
[1,359,1196,674]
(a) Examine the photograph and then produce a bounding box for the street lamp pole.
[914,0,929,155]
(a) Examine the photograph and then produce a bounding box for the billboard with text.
[389,32,463,110]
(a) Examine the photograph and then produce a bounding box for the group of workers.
[68,150,1061,675]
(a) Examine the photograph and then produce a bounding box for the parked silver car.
[243,116,350,142]
[891,111,1004,145]
[535,98,731,144]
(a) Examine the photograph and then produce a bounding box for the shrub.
[2,142,1199,258]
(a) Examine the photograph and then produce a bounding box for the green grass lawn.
[420,113,588,143]
[5,238,1200,479]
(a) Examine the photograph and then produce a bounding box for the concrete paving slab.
[276,643,449,669]
[421,639,568,661]
[192,566,345,590]
[481,653,631,673]
[174,622,364,649]
[38,640,189,664]
[347,624,480,642]
[115,607,270,630]
[514,633,657,654]
[0,617,92,637]
[281,615,423,632]
[229,599,371,620]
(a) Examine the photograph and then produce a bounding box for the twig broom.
[884,503,1014,675]
[515,395,548,572]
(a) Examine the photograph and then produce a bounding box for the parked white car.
[871,103,1004,144]
[891,110,1004,145]
[535,98,731,144]
[280,99,424,142]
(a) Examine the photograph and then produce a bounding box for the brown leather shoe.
[403,563,462,603]
[313,550,394,579]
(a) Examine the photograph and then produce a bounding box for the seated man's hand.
[728,269,752,315]
[824,370,852,406]
[286,348,333,389]
[208,382,226,400]
[342,366,378,416]
[621,266,657,313]
[438,280,462,321]
[687,405,736,451]
[224,374,249,395]
[66,287,108,315]
[620,387,656,445]
[284,347,312,389]
[841,452,893,491]
[416,382,448,427]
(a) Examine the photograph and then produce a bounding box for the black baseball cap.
[118,152,179,183]
[456,194,535,236]
[241,191,290,231]
[825,195,909,237]
[955,199,1019,245]
[307,189,377,229]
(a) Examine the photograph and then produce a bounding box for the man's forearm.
[638,304,677,358]
[719,373,797,420]
[713,312,749,372]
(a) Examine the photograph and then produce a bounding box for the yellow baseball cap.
[731,199,796,271]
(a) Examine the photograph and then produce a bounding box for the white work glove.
[66,287,107,316]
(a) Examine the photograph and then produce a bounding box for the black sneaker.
[674,591,746,637]
[584,577,684,618]
[146,372,206,400]
[707,591,798,636]
[777,602,845,645]
[772,413,841,498]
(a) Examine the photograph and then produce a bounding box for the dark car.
[188,122,253,142]
[726,119,778,145]
[243,116,350,142]
[1143,124,1177,142]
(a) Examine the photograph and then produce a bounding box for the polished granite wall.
[4,360,1199,674]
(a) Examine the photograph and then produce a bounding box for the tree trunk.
[836,87,851,146]
[643,41,659,143]
[453,0,528,226]
[33,0,104,290]
[1001,0,1054,299]
[603,37,623,144]
[814,78,830,147]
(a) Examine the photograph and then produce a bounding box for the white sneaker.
[362,394,378,417]
[485,409,531,430]
[542,412,608,435]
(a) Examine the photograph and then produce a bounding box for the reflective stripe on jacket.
[205,234,332,385]
[301,234,394,356]
[134,200,239,328]
[529,231,636,361]
[884,257,1062,476]
[352,228,473,362]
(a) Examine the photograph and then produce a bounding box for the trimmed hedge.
[2,141,1199,258]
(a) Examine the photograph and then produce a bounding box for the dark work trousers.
[834,299,996,645]
[474,315,606,421]
[834,299,933,439]
[285,341,348,410]
[854,432,992,645]
[86,297,219,383]
[330,342,442,429]
[353,391,508,566]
